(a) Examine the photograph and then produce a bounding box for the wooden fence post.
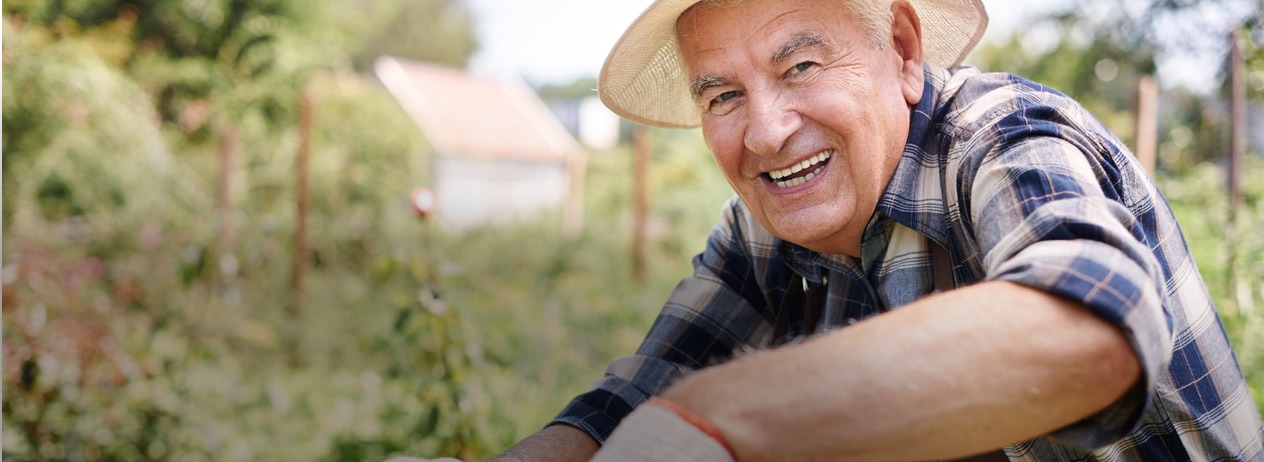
[1227,29,1250,316]
[633,125,651,286]
[1134,75,1158,175]
[290,90,313,321]
[563,150,587,237]
[1229,29,1246,218]
[218,123,238,249]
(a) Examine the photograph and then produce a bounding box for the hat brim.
[598,0,988,128]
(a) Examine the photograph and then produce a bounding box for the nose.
[743,89,801,156]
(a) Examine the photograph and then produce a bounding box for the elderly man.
[488,0,1263,460]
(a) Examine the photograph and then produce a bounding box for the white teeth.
[769,150,832,188]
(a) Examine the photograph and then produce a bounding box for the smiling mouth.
[766,150,833,189]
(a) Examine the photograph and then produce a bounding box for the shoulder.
[930,66,1135,188]
[928,67,1155,239]
[934,66,1108,147]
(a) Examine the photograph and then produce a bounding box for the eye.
[706,90,742,115]
[788,61,815,76]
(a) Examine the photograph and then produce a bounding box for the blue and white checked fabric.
[553,64,1264,460]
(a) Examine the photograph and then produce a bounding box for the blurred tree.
[536,77,599,99]
[345,0,479,71]
[971,13,1144,130]
[5,0,317,130]
[2,0,478,255]
[1234,7,1263,98]
[2,1,479,459]
[971,0,1261,173]
[1,16,192,228]
[2,0,478,143]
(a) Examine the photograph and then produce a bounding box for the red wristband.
[647,396,739,461]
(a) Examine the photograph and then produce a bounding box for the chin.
[768,214,856,255]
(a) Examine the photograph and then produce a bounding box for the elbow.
[1021,286,1145,417]
[1040,313,1149,452]
[1064,307,1143,414]
[1092,324,1143,407]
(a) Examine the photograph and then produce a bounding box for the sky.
[462,0,1235,93]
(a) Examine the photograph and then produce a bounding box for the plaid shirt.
[554,65,1264,460]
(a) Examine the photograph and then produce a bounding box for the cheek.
[703,123,745,174]
[848,154,890,205]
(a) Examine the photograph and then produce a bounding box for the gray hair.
[689,0,895,49]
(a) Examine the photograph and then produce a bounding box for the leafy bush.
[2,140,722,461]
[2,17,195,229]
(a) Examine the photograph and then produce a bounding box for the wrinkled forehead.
[675,0,860,52]
[678,0,800,39]
[674,0,864,73]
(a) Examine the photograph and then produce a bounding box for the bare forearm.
[489,424,599,462]
[663,281,1141,461]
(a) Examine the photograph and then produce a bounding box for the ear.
[889,0,924,106]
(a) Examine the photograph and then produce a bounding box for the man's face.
[677,0,923,256]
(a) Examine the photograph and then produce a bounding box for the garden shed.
[374,56,585,233]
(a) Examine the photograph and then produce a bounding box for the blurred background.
[2,0,1262,460]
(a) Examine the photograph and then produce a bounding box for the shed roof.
[374,56,578,162]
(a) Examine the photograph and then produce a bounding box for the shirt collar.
[872,64,953,248]
[776,64,955,280]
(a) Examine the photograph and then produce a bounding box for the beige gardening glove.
[591,397,737,462]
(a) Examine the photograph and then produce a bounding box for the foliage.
[6,0,321,136]
[3,0,493,459]
[344,0,479,71]
[1237,11,1264,100]
[971,15,1147,143]
[1,16,198,251]
[535,77,599,99]
[1,121,726,460]
[2,14,727,454]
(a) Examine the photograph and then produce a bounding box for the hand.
[590,398,735,462]
[385,457,462,462]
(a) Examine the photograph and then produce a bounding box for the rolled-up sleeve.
[551,199,775,443]
[969,135,1174,450]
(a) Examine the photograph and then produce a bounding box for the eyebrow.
[771,32,826,65]
[688,32,828,99]
[690,75,727,99]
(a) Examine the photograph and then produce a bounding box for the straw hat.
[598,0,988,128]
